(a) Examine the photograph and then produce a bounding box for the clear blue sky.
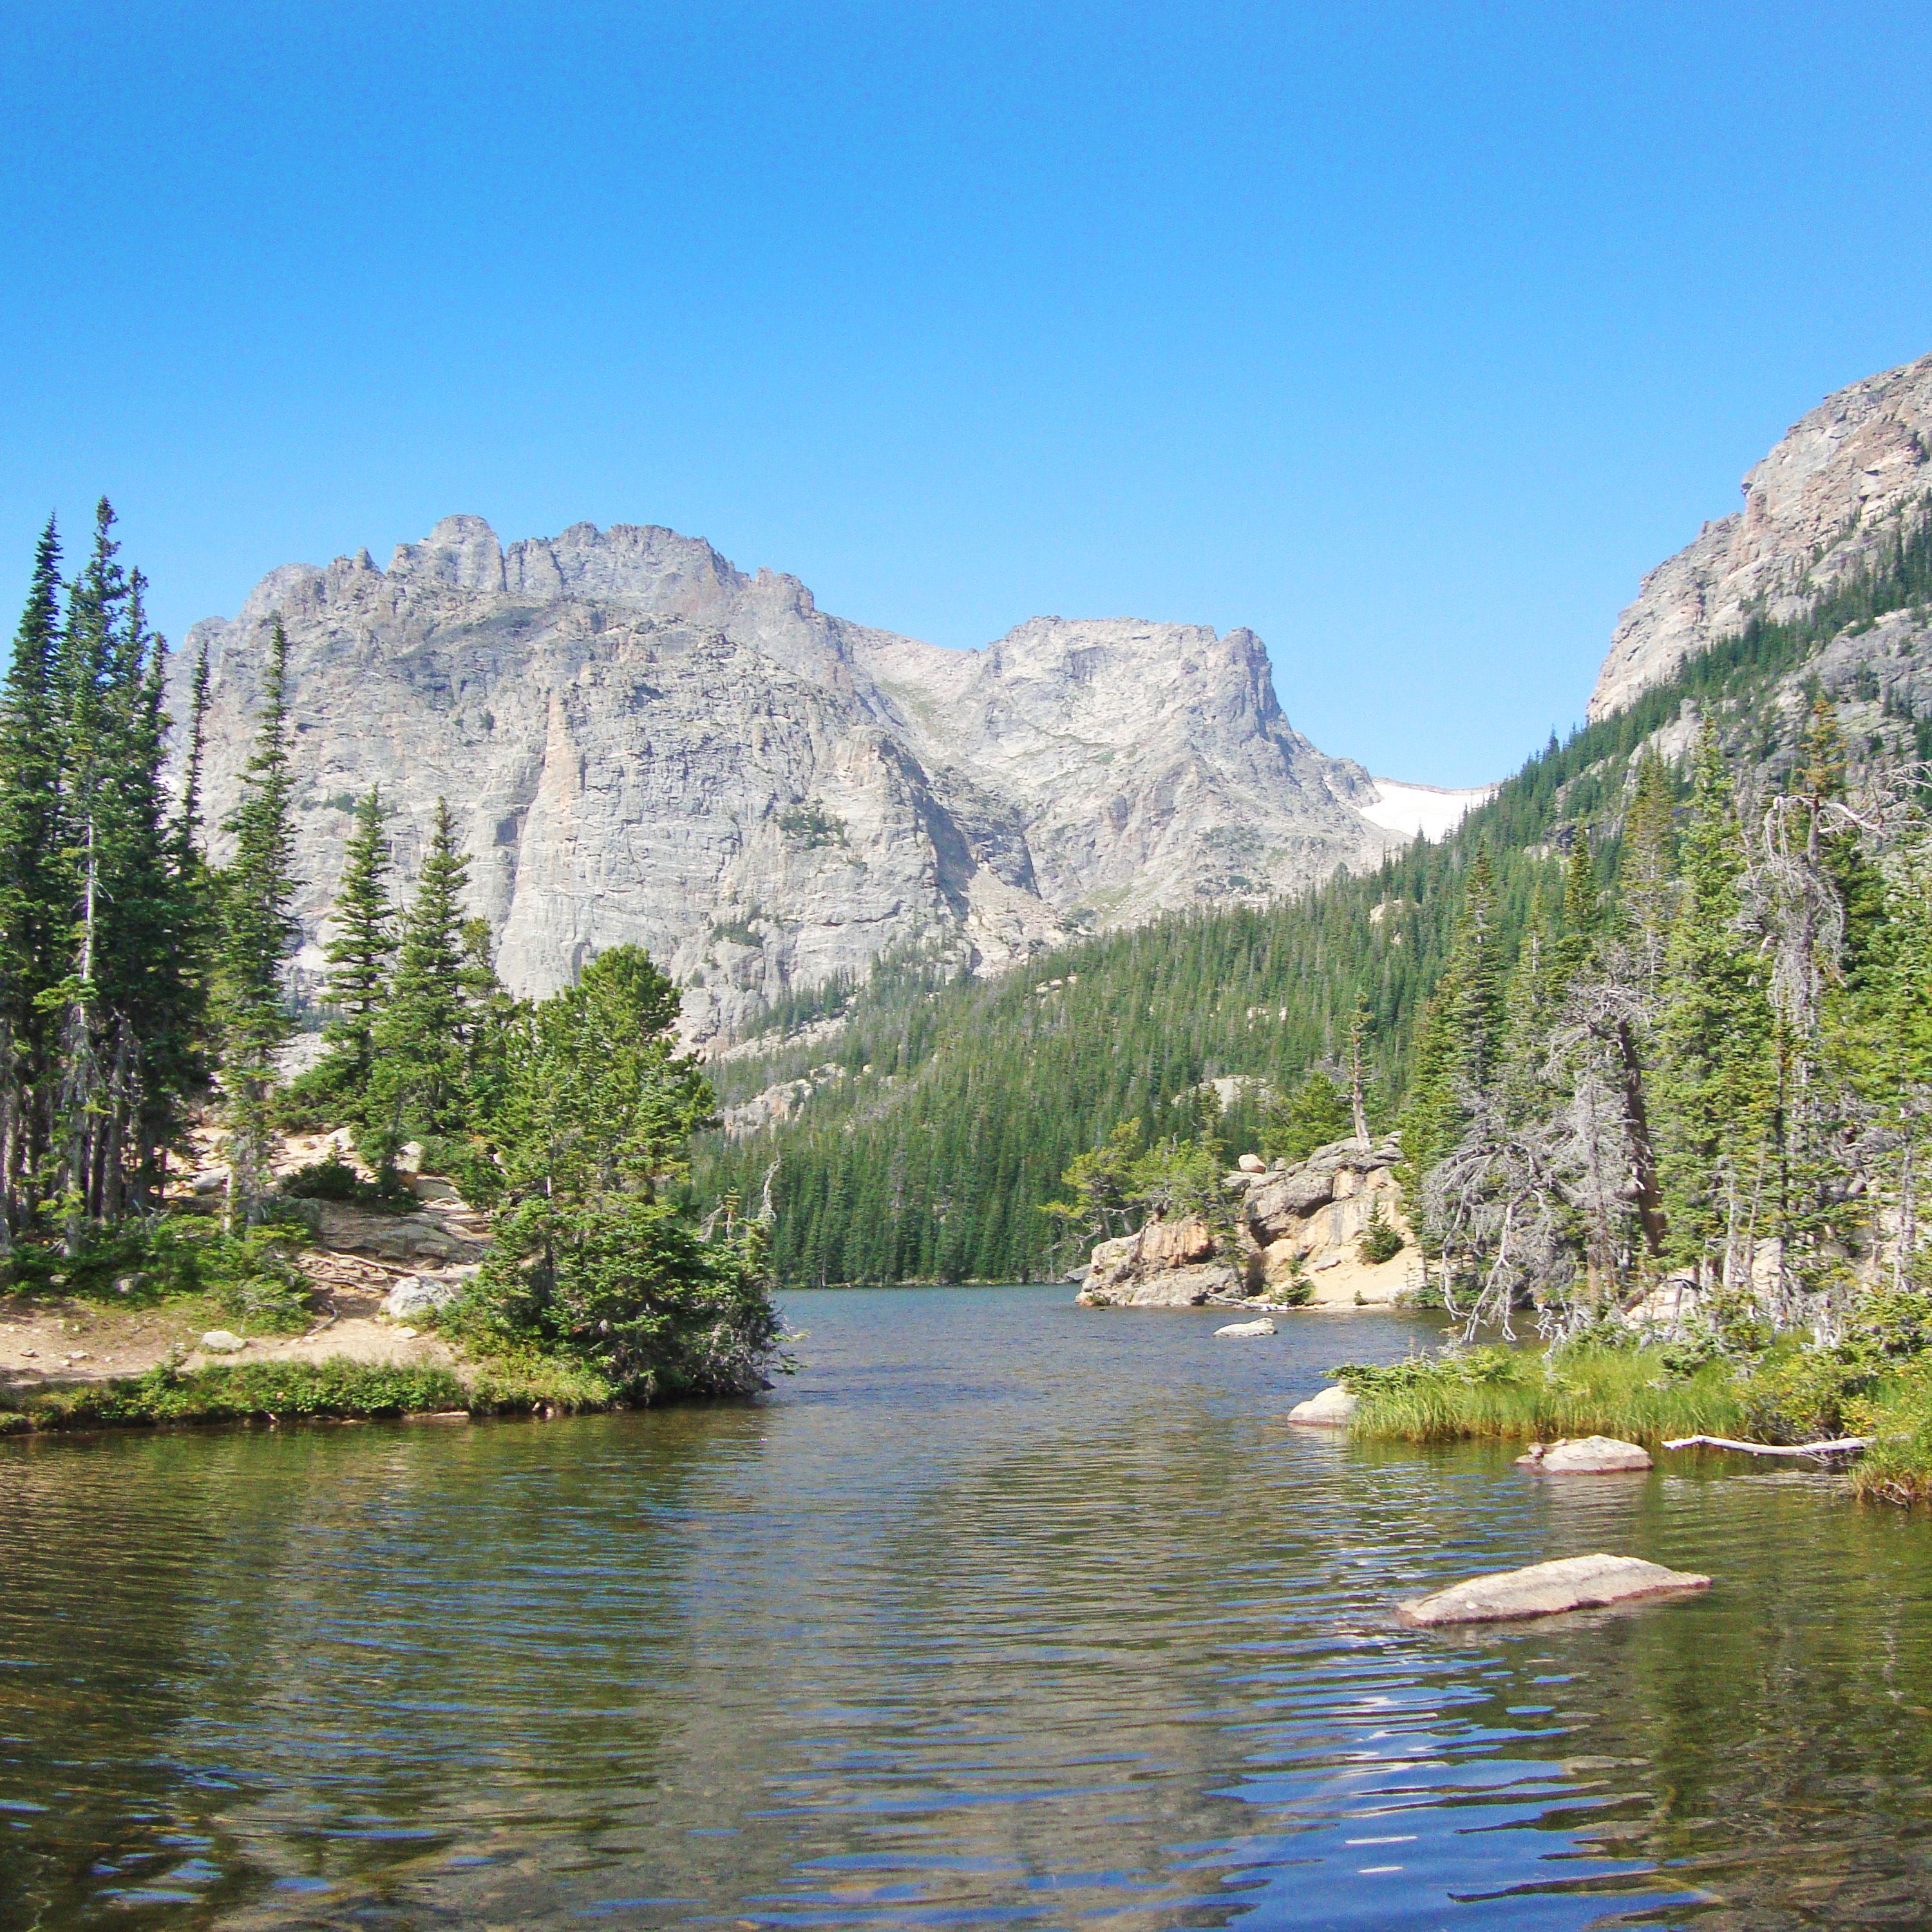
[5,3,1931,785]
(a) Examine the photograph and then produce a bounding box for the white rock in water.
[199,1330,247,1354]
[1215,1317,1276,1337]
[384,1275,460,1321]
[1397,1553,1711,1626]
[1517,1436,1653,1473]
[1287,1385,1358,1425]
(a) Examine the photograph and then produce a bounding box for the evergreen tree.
[214,616,299,1229]
[363,799,472,1175]
[0,518,66,1225]
[289,788,395,1122]
[1262,1070,1354,1164]
[1619,748,1678,981]
[1398,846,1508,1184]
[1653,726,1774,1283]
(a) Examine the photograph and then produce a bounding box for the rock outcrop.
[1235,1137,1415,1306]
[1075,1217,1241,1307]
[1073,1138,1419,1309]
[1589,354,1932,721]
[178,517,1402,1042]
[1397,1553,1711,1627]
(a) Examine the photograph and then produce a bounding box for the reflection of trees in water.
[1501,1481,1932,1931]
[15,1388,1932,1931]
[0,1410,748,1928]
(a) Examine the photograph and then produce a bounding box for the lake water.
[6,1285,1932,1930]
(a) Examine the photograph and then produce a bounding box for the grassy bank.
[0,1352,615,1434]
[1334,1346,1747,1445]
[1333,1342,1932,1506]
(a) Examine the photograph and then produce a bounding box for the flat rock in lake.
[1397,1553,1710,1627]
[1286,1385,1358,1425]
[1516,1436,1653,1473]
[1215,1318,1276,1337]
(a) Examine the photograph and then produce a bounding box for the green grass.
[1334,1345,1746,1446]
[0,1351,618,1434]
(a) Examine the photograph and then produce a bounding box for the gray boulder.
[1286,1385,1358,1425]
[199,1330,247,1354]
[1517,1436,1653,1473]
[1215,1317,1276,1337]
[384,1275,462,1321]
[1397,1553,1710,1626]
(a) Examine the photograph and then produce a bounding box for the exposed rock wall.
[179,517,1399,1041]
[1589,354,1932,721]
[1072,1136,1417,1311]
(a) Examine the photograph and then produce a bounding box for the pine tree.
[290,787,396,1122]
[214,616,300,1229]
[1619,748,1678,981]
[363,799,472,1175]
[0,518,66,1226]
[1653,726,1774,1284]
[1398,846,1508,1184]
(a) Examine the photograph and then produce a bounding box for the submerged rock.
[1286,1385,1358,1425]
[1397,1553,1711,1626]
[1215,1317,1276,1338]
[1517,1436,1653,1473]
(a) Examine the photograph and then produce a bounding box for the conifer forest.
[0,504,777,1408]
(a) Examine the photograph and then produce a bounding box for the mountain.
[1591,352,1932,720]
[698,350,1932,1284]
[180,516,1400,1041]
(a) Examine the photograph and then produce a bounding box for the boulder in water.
[1517,1436,1653,1473]
[1397,1553,1710,1626]
[1215,1317,1276,1337]
[1286,1385,1358,1425]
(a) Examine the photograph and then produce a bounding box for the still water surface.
[6,1286,1932,1929]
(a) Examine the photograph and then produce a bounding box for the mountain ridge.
[180,516,1404,1041]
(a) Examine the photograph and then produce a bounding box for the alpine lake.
[6,1284,1932,1931]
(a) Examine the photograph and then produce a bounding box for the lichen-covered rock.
[1397,1553,1710,1626]
[1517,1437,1653,1473]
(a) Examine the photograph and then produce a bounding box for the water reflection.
[3,1289,1931,1927]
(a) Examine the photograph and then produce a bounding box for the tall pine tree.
[214,616,300,1229]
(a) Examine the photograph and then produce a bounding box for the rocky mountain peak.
[180,517,1401,1041]
[1590,352,1932,719]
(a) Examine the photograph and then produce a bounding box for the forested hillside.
[696,505,1932,1286]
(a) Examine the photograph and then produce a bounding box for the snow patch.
[1358,777,1499,843]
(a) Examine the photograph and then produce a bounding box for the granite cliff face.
[181,517,1399,1041]
[1590,354,1932,720]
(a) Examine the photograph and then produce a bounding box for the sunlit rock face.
[1590,353,1932,721]
[178,516,1397,1041]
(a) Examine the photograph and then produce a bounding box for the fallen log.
[1663,1434,1872,1458]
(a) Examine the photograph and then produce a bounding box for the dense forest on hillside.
[694,505,1932,1287]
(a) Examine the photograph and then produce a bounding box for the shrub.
[281,1153,365,1200]
[1359,1201,1404,1265]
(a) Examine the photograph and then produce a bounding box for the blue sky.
[5,3,1932,785]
